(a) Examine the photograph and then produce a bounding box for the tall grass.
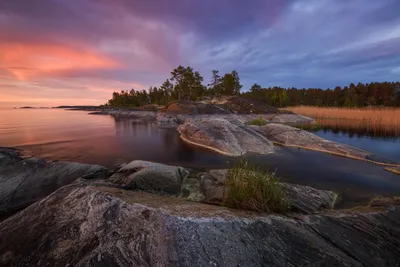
[285,106,400,137]
[223,159,289,213]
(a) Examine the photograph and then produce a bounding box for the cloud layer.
[1,0,399,106]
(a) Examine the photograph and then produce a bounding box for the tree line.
[107,66,400,107]
[107,66,242,107]
[244,82,400,107]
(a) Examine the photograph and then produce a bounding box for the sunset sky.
[1,0,399,107]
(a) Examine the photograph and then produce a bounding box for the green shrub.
[247,117,267,126]
[223,159,289,213]
[295,123,323,131]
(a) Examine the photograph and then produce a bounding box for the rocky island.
[1,96,399,266]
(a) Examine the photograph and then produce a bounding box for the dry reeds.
[284,106,400,137]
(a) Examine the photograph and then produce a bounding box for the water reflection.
[315,129,400,162]
[1,109,399,208]
[325,126,400,141]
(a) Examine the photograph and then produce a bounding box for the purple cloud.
[0,0,399,106]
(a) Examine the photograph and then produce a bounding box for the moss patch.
[247,117,268,126]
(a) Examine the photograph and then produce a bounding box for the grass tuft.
[295,123,323,131]
[247,117,268,126]
[223,159,289,213]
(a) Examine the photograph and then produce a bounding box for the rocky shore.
[84,97,399,169]
[0,147,399,266]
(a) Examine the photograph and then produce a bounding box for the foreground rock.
[253,123,377,160]
[178,117,274,156]
[0,183,399,267]
[198,169,337,214]
[108,160,189,194]
[0,148,107,218]
[104,161,336,214]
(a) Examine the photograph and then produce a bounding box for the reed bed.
[284,106,400,137]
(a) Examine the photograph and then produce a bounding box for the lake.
[314,129,400,162]
[1,108,399,208]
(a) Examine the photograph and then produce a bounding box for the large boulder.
[283,183,337,214]
[178,118,274,156]
[199,169,337,214]
[0,183,399,267]
[108,160,189,195]
[253,123,372,160]
[0,148,107,219]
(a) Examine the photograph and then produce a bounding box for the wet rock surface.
[0,183,399,267]
[178,117,274,156]
[0,148,107,218]
[253,123,373,160]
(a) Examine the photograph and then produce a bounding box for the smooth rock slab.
[0,183,399,267]
[269,113,316,125]
[108,160,189,195]
[0,148,107,218]
[253,123,372,160]
[178,118,274,156]
[385,166,400,175]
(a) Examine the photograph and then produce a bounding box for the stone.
[156,100,230,129]
[180,177,205,202]
[253,123,372,160]
[89,110,157,122]
[0,147,22,167]
[199,169,336,214]
[220,96,280,114]
[108,160,189,195]
[178,117,274,156]
[385,166,400,175]
[269,113,316,125]
[0,183,399,267]
[283,183,337,214]
[161,100,230,115]
[0,149,107,219]
[199,169,227,204]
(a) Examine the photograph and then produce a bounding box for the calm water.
[314,129,400,162]
[0,109,399,208]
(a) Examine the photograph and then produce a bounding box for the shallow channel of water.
[314,129,400,163]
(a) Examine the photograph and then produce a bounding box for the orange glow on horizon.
[0,42,148,107]
[0,42,120,81]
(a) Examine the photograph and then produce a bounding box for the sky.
[1,0,400,107]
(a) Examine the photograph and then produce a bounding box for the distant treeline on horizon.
[107,66,400,108]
